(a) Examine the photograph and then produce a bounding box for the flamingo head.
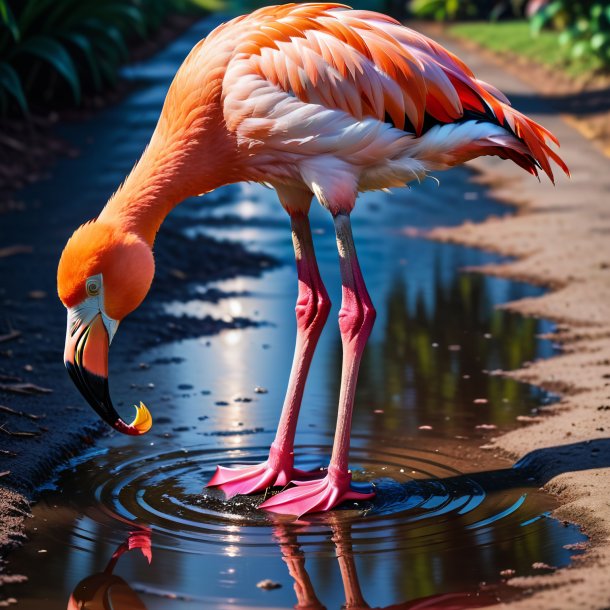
[57,220,155,435]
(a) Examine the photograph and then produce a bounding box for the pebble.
[475,424,497,430]
[500,569,515,577]
[532,562,556,571]
[256,579,282,590]
[418,425,433,430]
[473,398,488,405]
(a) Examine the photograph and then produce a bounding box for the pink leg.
[261,213,375,516]
[207,213,331,497]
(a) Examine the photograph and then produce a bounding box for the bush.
[0,0,205,117]
[410,0,520,21]
[531,1,610,66]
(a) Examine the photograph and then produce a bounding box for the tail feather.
[502,105,569,183]
[419,44,569,183]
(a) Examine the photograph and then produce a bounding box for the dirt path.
[420,28,610,610]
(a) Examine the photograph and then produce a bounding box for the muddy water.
[6,17,585,610]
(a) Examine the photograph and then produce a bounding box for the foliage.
[410,0,521,21]
[530,1,610,66]
[0,0,209,117]
[449,21,604,77]
[410,0,479,21]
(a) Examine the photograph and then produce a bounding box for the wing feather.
[223,3,567,181]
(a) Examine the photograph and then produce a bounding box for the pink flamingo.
[57,3,568,517]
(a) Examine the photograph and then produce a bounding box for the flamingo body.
[57,4,568,515]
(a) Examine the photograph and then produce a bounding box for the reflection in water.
[64,515,515,610]
[68,529,151,610]
[350,265,549,438]
[8,441,585,609]
[274,517,500,610]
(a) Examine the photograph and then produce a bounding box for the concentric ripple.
[48,441,572,560]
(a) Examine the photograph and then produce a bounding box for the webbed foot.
[260,465,374,517]
[207,443,323,498]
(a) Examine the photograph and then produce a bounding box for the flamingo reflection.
[67,521,499,609]
[274,515,499,610]
[67,528,151,610]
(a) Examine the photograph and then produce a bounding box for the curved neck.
[99,108,242,246]
[98,36,243,246]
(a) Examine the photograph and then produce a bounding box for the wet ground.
[1,16,586,610]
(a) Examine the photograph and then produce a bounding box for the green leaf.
[63,32,102,91]
[82,20,129,61]
[96,5,147,37]
[0,0,19,41]
[16,0,59,35]
[591,32,608,51]
[0,62,28,112]
[15,36,81,104]
[570,40,589,58]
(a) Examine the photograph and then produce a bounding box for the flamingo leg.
[207,212,330,498]
[261,213,376,516]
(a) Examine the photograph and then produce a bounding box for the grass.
[448,21,604,80]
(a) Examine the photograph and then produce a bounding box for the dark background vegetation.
[0,0,607,200]
[0,0,607,119]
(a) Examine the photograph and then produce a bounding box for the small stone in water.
[373,409,384,414]
[418,425,433,430]
[473,398,488,404]
[475,424,497,430]
[500,569,515,577]
[215,401,229,406]
[257,579,281,590]
[254,386,268,394]
[532,562,556,571]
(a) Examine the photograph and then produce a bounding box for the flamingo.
[57,3,568,517]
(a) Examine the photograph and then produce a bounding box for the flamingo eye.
[86,277,101,297]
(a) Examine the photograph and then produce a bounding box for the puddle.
[4,16,585,610]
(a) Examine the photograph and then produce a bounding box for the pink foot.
[206,443,323,499]
[260,465,375,517]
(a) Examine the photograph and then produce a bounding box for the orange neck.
[99,31,244,245]
[99,107,242,245]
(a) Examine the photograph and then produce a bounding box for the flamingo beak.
[64,309,152,436]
